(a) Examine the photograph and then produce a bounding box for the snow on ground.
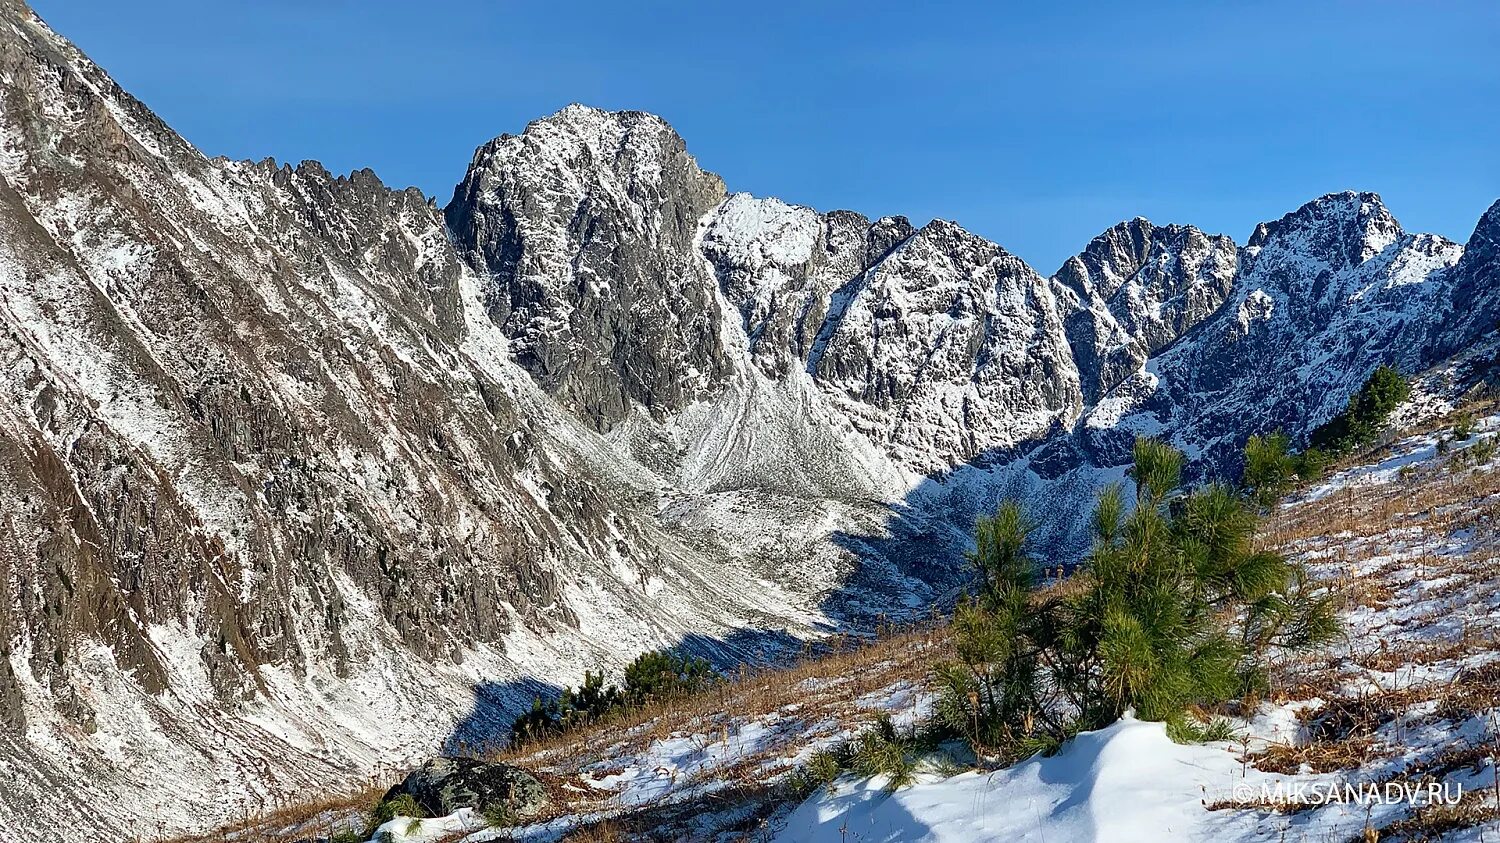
[778,714,1352,843]
[330,632,945,843]
[773,403,1500,842]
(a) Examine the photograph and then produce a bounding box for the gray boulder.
[391,757,549,820]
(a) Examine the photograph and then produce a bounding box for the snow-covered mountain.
[0,2,1496,840]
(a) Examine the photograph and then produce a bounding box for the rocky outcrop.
[1052,218,1238,403]
[808,219,1081,471]
[391,758,549,820]
[1085,192,1468,469]
[1433,199,1500,357]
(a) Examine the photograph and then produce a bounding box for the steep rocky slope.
[0,7,902,840]
[1090,192,1475,468]
[0,2,1497,840]
[1051,217,1238,404]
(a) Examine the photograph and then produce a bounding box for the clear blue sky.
[32,0,1499,273]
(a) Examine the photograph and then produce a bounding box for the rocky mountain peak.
[1465,199,1500,266]
[1237,191,1411,329]
[1433,199,1500,356]
[444,103,731,428]
[1246,190,1403,268]
[1051,215,1237,403]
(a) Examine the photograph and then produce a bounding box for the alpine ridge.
[0,3,1496,841]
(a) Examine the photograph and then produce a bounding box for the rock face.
[806,219,1081,471]
[445,105,731,429]
[1052,218,1238,404]
[392,758,549,819]
[1085,192,1472,470]
[1434,199,1500,358]
[0,7,916,841]
[0,3,1497,842]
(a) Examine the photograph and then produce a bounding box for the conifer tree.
[935,437,1339,759]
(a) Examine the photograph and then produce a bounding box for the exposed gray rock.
[1052,218,1238,403]
[808,219,1082,471]
[392,757,548,820]
[1433,199,1500,357]
[1084,192,1468,471]
[445,105,732,429]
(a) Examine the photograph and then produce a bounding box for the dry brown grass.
[173,623,950,842]
[495,622,950,768]
[163,786,383,843]
[1222,405,1500,839]
[1371,789,1500,841]
[475,622,952,838]
[558,819,626,842]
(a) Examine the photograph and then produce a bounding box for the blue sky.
[33,1,1499,273]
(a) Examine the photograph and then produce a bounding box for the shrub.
[1292,447,1329,482]
[1471,436,1497,465]
[559,670,624,726]
[1243,431,1296,504]
[511,696,563,746]
[786,747,849,797]
[848,714,923,790]
[1453,411,1476,440]
[623,649,715,705]
[1309,366,1410,455]
[1242,433,1327,506]
[934,437,1339,762]
[510,649,718,747]
[1167,715,1238,744]
[509,672,622,748]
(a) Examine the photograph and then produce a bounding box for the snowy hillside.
[204,391,1500,842]
[782,402,1500,842]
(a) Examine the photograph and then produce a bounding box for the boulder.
[389,757,548,820]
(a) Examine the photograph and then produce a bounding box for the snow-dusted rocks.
[445,104,732,428]
[0,9,925,842]
[809,219,1081,472]
[699,193,913,379]
[1053,218,1238,403]
[391,757,549,819]
[1095,192,1471,469]
[1434,199,1500,358]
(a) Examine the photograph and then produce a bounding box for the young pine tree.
[1310,365,1410,454]
[934,437,1339,760]
[622,649,715,705]
[1242,431,1296,505]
